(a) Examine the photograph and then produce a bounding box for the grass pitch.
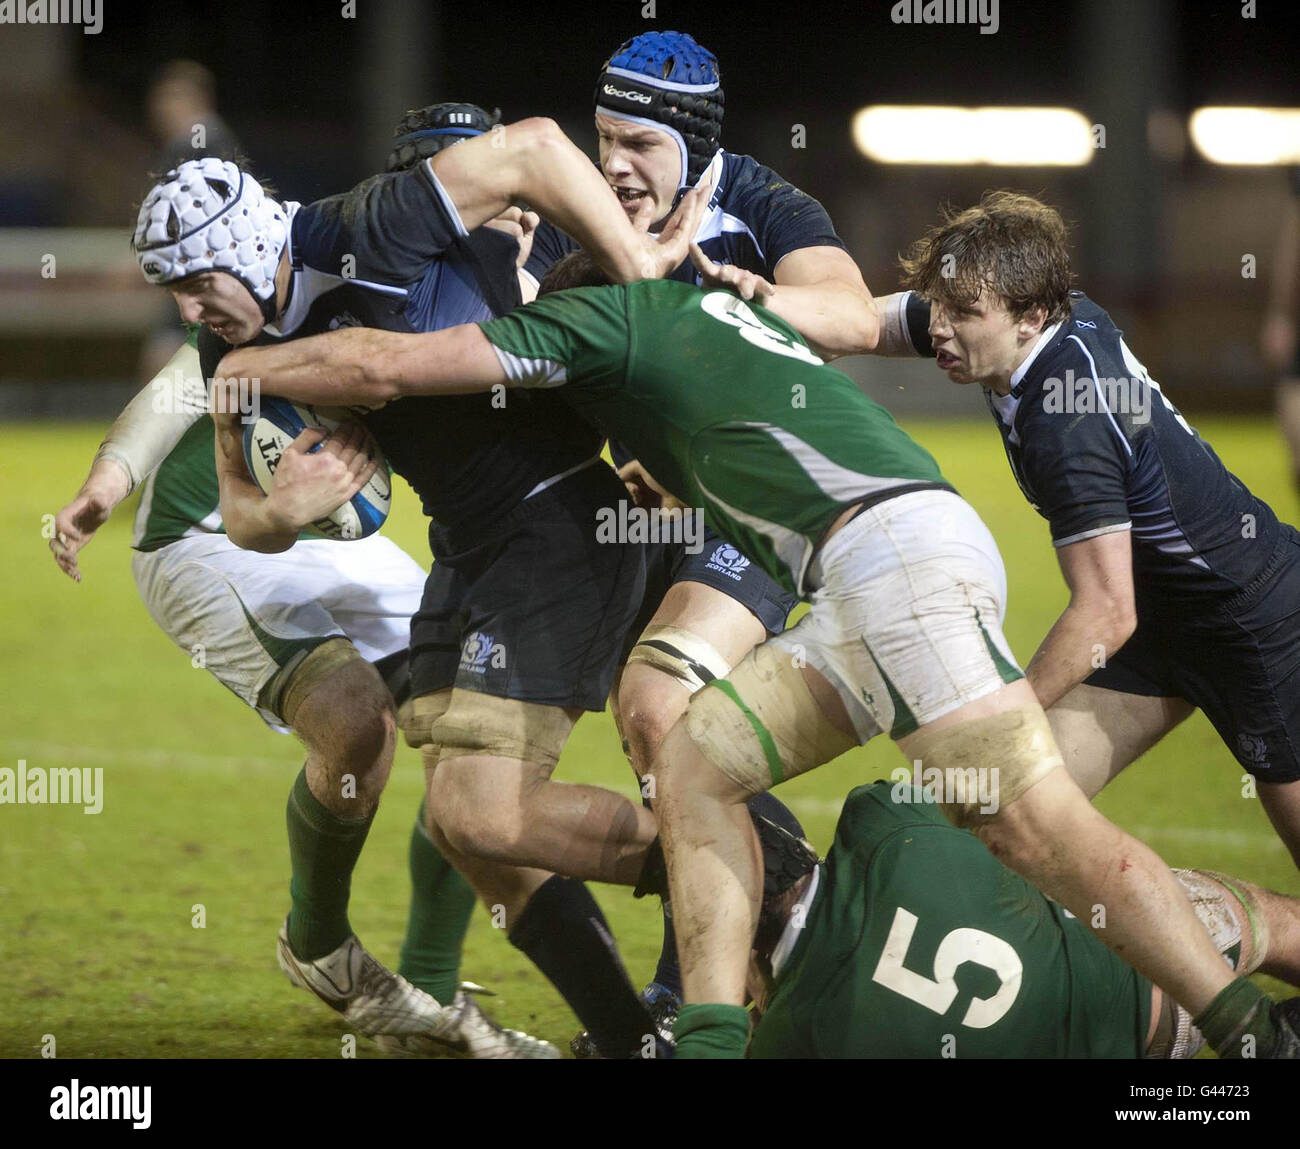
[2,417,1297,1058]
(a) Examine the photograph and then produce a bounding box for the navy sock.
[509,875,656,1058]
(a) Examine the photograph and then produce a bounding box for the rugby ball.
[242,398,391,540]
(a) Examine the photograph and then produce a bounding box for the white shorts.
[772,489,1023,743]
[132,533,427,728]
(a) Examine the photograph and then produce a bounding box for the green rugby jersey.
[749,782,1151,1059]
[478,281,946,596]
[132,324,224,552]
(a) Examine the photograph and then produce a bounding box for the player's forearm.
[873,291,935,358]
[219,329,402,407]
[761,281,880,359]
[95,341,207,492]
[1026,602,1135,710]
[222,325,501,407]
[509,126,650,284]
[217,474,298,553]
[75,456,133,512]
[212,424,297,553]
[431,118,648,284]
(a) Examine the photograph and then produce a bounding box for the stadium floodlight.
[1188,107,1300,165]
[851,105,1094,166]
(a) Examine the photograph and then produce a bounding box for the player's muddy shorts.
[621,528,799,661]
[410,458,645,710]
[132,533,426,729]
[1086,528,1300,782]
[771,489,1022,747]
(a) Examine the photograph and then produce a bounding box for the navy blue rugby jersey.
[199,159,600,530]
[525,150,845,289]
[985,292,1288,606]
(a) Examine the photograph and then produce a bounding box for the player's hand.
[49,459,131,582]
[264,422,379,531]
[1261,313,1297,371]
[484,206,540,269]
[618,458,662,509]
[617,459,688,514]
[639,185,708,279]
[50,490,113,582]
[690,242,776,304]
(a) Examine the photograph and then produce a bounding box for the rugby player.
[901,192,1300,871]
[215,258,1300,1059]
[49,327,490,1052]
[57,108,565,1057]
[747,783,1300,1059]
[525,29,919,1016]
[137,113,709,1057]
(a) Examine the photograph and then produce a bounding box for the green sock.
[673,1003,751,1059]
[397,798,477,1004]
[1193,978,1276,1059]
[285,767,374,960]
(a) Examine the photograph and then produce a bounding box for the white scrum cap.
[133,157,287,310]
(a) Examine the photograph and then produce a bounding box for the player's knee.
[976,800,1062,873]
[975,768,1103,876]
[620,682,688,774]
[426,758,528,863]
[651,720,752,811]
[620,626,734,769]
[294,655,395,778]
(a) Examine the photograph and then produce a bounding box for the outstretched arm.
[50,457,132,583]
[216,324,508,410]
[430,117,705,284]
[690,244,880,361]
[50,339,207,581]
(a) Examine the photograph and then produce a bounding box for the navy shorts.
[1086,530,1300,782]
[410,460,645,711]
[621,528,799,662]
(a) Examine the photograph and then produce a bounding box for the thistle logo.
[460,631,504,675]
[1237,733,1269,771]
[705,544,750,581]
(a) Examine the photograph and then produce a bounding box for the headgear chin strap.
[595,30,724,189]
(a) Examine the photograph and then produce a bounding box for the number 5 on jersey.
[871,906,1023,1028]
